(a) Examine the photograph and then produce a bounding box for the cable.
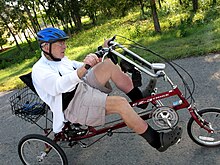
[115,34,195,103]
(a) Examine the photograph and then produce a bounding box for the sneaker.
[157,126,182,152]
[120,59,135,73]
[137,79,157,109]
[132,70,142,87]
[142,78,157,98]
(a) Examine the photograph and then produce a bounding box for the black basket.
[9,86,48,123]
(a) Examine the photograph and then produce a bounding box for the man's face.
[43,40,67,59]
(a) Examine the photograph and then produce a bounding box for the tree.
[138,0,145,17]
[0,0,22,51]
[192,0,198,12]
[38,0,55,27]
[212,0,216,5]
[69,0,83,30]
[19,0,41,34]
[10,4,36,51]
[150,0,161,33]
[82,0,99,25]
[0,30,7,50]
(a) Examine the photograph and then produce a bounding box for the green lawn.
[1,9,220,92]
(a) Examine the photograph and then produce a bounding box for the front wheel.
[187,107,220,147]
[18,134,68,165]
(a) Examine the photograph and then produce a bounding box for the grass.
[1,7,220,92]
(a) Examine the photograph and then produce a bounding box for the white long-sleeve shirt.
[32,52,84,133]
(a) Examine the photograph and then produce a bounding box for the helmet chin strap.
[41,43,61,61]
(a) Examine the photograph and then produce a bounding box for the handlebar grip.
[95,51,103,58]
[84,64,91,70]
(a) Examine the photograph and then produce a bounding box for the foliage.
[0,1,220,91]
[0,31,7,49]
[0,41,39,69]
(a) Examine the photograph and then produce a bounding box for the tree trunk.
[158,0,162,9]
[27,26,36,40]
[38,4,47,28]
[212,0,216,5]
[17,33,24,44]
[138,0,145,17]
[192,0,198,12]
[31,2,41,31]
[38,0,54,27]
[70,0,82,30]
[150,0,161,33]
[88,11,96,25]
[69,20,74,30]
[0,15,22,51]
[22,2,39,34]
[22,29,33,51]
[75,14,82,30]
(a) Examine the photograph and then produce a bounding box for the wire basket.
[9,86,48,123]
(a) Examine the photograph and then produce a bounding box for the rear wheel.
[187,107,220,147]
[18,134,68,165]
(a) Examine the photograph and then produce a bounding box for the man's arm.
[77,53,100,79]
[77,64,90,79]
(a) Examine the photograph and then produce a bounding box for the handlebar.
[94,36,195,102]
[95,38,166,78]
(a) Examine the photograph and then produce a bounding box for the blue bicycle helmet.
[37,27,69,44]
[37,27,69,61]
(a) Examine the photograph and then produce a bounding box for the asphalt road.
[1,53,220,165]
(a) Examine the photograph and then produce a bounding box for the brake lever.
[107,35,116,46]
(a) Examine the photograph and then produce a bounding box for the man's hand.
[103,38,111,47]
[83,53,100,67]
[77,53,100,79]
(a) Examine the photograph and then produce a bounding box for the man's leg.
[105,95,148,134]
[92,59,146,104]
[93,59,182,152]
[93,58,133,93]
[105,96,182,152]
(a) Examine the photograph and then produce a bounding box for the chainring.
[152,106,179,129]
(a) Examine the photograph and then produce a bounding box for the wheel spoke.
[187,108,220,147]
[18,134,68,165]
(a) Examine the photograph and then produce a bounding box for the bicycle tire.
[18,134,68,165]
[187,107,220,147]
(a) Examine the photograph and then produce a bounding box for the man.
[32,27,182,152]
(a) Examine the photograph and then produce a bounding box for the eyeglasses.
[41,43,48,47]
[54,41,66,47]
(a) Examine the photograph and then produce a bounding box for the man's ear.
[42,43,50,52]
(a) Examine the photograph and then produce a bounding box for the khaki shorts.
[64,69,112,126]
[83,69,112,94]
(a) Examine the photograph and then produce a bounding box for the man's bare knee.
[106,96,130,115]
[103,58,114,65]
[94,58,114,70]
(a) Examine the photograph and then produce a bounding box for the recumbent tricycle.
[9,36,220,165]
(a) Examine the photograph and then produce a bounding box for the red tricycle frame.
[54,84,212,144]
